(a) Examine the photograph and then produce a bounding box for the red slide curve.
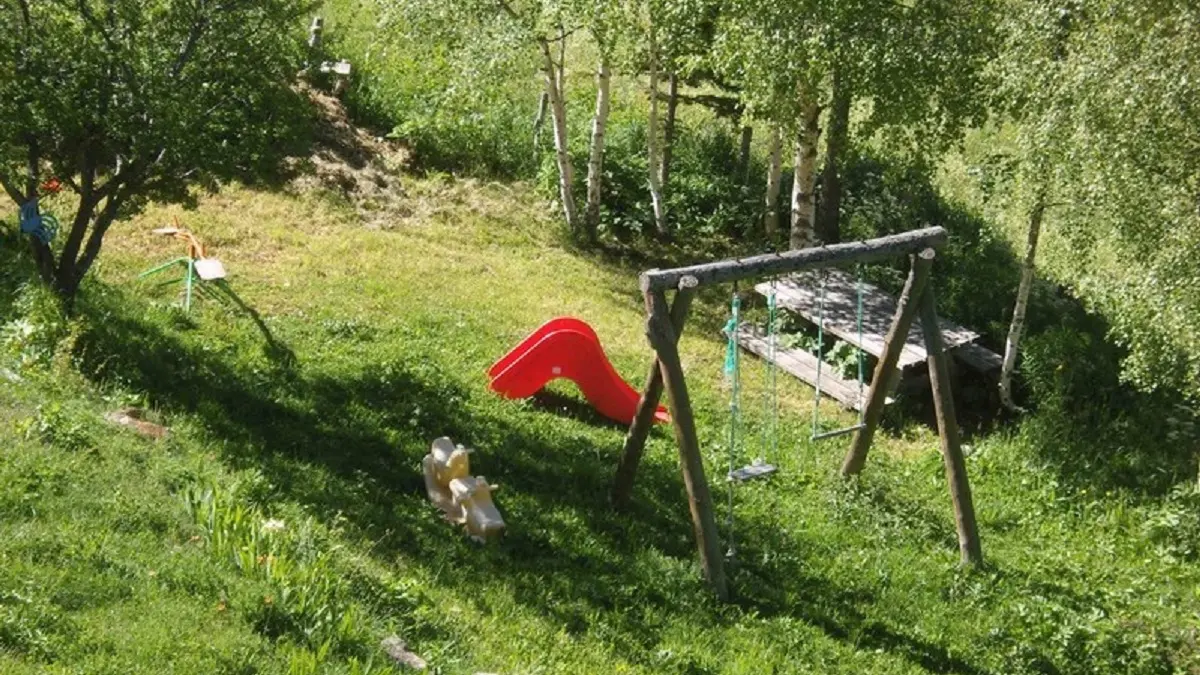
[488,318,669,426]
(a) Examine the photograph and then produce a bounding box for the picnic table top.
[755,270,982,370]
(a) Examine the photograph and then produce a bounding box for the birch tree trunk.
[818,73,851,244]
[738,124,754,183]
[789,99,821,249]
[764,124,783,238]
[661,71,679,197]
[539,39,579,234]
[532,91,548,154]
[999,195,1046,410]
[646,29,667,238]
[584,53,612,242]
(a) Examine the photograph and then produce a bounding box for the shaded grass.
[0,179,1197,673]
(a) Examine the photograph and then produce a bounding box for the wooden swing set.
[610,226,982,601]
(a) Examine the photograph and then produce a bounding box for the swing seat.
[728,460,777,482]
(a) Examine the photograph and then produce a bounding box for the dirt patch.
[286,85,413,229]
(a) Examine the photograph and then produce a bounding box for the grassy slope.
[1,175,1198,674]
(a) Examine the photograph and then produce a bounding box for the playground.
[0,173,1195,673]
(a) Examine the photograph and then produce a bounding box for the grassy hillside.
[2,161,1199,673]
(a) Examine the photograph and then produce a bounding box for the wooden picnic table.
[733,271,1001,410]
[754,270,1001,373]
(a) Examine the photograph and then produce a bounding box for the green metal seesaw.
[138,217,226,312]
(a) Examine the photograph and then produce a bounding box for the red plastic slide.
[488,317,669,426]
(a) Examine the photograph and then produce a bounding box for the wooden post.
[841,248,935,476]
[918,284,984,566]
[613,276,697,508]
[644,288,728,600]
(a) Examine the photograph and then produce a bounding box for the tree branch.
[170,11,209,78]
[0,175,24,205]
[495,0,521,22]
[16,0,32,28]
[25,135,40,200]
[75,182,133,284]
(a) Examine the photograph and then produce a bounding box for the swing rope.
[721,284,741,558]
[763,280,779,464]
[810,265,868,440]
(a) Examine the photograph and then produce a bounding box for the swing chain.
[724,283,740,559]
[810,266,869,440]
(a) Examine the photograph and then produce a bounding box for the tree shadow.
[729,510,1003,675]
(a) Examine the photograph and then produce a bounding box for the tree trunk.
[738,124,753,183]
[764,124,782,238]
[539,39,579,235]
[999,195,1046,411]
[789,99,820,249]
[646,31,667,238]
[533,91,548,153]
[584,53,612,242]
[818,75,851,244]
[661,72,679,196]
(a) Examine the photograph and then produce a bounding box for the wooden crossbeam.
[640,227,946,293]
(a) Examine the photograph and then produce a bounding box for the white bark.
[539,39,578,233]
[764,124,783,238]
[584,53,612,240]
[999,197,1046,411]
[789,100,820,250]
[646,24,667,237]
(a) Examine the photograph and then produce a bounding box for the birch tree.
[763,124,783,238]
[645,18,668,237]
[992,0,1200,402]
[583,48,612,240]
[998,193,1044,410]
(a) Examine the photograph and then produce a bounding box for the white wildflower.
[262,518,286,533]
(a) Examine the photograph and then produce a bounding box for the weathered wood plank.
[759,269,978,370]
[734,323,869,411]
[842,249,935,477]
[952,341,1003,373]
[641,227,947,292]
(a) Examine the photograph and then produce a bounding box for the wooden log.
[613,276,698,508]
[644,288,728,600]
[919,284,984,566]
[641,226,946,293]
[841,249,935,477]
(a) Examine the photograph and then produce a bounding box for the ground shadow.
[69,282,1037,671]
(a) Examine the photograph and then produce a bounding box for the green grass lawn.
[1,176,1199,674]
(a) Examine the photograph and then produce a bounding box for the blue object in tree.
[19,199,58,245]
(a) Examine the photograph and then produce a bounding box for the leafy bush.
[1020,319,1199,494]
[1,282,69,371]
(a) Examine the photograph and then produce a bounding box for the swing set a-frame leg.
[612,278,697,509]
[841,249,934,476]
[643,287,728,601]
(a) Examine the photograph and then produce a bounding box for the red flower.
[39,177,62,194]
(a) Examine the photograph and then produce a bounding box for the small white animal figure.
[448,476,505,543]
[422,437,472,522]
